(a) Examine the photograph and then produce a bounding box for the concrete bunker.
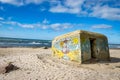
[52,30,110,63]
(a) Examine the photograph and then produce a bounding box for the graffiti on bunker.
[52,36,81,61]
[52,30,110,63]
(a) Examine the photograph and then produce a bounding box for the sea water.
[0,37,51,48]
[0,37,120,48]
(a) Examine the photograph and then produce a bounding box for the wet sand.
[0,48,120,80]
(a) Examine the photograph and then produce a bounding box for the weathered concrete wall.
[52,30,110,63]
[80,36,91,62]
[80,32,110,62]
[95,38,110,60]
[52,33,81,62]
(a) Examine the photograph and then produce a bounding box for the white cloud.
[90,5,120,20]
[50,23,61,30]
[0,0,83,14]
[50,4,68,13]
[92,24,112,29]
[1,21,18,25]
[0,0,44,6]
[42,19,49,24]
[50,4,81,14]
[65,0,84,8]
[0,0,24,6]
[50,23,73,31]
[1,0,120,21]
[0,19,79,31]
[50,23,83,31]
[18,24,34,28]
[0,17,4,20]
[49,0,84,14]
[49,0,120,21]
[0,20,33,28]
[41,25,48,29]
[25,0,44,4]
[40,7,46,11]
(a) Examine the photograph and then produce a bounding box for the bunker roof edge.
[53,30,107,41]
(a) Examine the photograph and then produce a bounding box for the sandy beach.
[0,48,120,80]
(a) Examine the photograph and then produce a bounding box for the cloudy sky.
[0,0,120,44]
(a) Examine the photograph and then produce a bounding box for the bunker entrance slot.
[90,38,96,59]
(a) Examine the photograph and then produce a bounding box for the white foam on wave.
[29,42,42,44]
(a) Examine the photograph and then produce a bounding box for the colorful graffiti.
[52,30,110,63]
[52,36,80,62]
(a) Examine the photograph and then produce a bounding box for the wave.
[28,42,42,44]
[109,44,120,49]
[0,37,51,48]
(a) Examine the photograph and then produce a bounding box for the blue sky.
[0,0,120,44]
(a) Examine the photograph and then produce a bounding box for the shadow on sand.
[83,57,120,64]
[109,57,120,63]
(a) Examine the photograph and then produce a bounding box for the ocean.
[0,37,51,48]
[0,37,120,49]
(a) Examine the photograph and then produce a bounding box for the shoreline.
[0,46,119,49]
[0,46,51,48]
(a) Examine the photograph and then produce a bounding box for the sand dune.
[0,48,120,80]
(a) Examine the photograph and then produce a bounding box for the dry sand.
[0,48,120,80]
